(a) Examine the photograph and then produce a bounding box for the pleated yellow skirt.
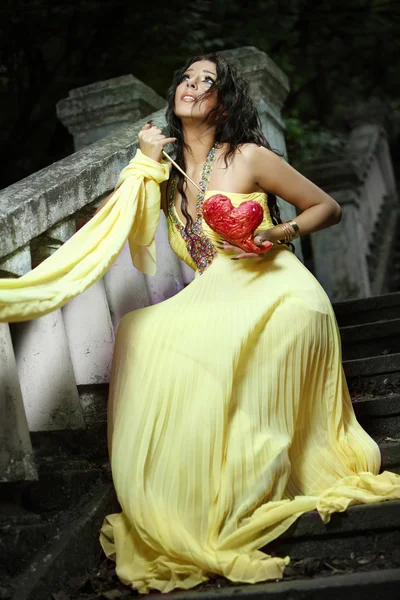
[99,243,400,594]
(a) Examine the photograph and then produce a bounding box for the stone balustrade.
[304,109,398,302]
[0,46,299,483]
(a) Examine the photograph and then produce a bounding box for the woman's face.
[174,60,218,121]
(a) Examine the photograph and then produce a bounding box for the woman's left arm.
[244,145,342,245]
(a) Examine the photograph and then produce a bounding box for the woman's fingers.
[221,241,240,252]
[235,252,263,259]
[217,241,263,260]
[138,123,176,161]
[161,137,178,146]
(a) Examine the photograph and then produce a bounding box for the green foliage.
[284,116,347,169]
[0,0,399,186]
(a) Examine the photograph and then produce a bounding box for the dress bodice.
[167,190,275,275]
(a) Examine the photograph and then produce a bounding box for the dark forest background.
[0,0,399,189]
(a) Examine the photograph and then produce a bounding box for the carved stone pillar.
[57,74,166,151]
[10,220,84,431]
[311,190,371,301]
[144,213,184,305]
[304,160,371,301]
[62,280,115,385]
[103,242,151,331]
[0,245,37,481]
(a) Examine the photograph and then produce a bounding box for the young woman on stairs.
[98,54,400,594]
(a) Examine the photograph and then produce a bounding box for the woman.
[99,54,400,594]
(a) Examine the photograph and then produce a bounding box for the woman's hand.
[217,229,277,260]
[138,122,177,163]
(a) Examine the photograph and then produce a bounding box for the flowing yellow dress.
[98,149,400,594]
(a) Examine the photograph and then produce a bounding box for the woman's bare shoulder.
[238,143,280,163]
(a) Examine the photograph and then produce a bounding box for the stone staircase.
[1,292,400,600]
[387,212,400,293]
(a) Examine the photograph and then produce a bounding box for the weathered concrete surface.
[343,353,400,379]
[57,74,166,150]
[0,323,37,482]
[103,242,151,330]
[144,212,184,304]
[267,499,400,559]
[311,190,371,300]
[380,442,400,472]
[353,395,400,439]
[145,569,400,600]
[62,280,115,385]
[340,317,400,360]
[0,245,31,278]
[334,291,400,327]
[306,121,398,301]
[10,311,85,432]
[12,484,118,600]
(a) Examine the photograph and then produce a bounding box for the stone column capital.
[57,74,166,150]
[221,46,290,127]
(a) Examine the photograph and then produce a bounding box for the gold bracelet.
[288,220,300,239]
[281,223,293,242]
[277,221,301,244]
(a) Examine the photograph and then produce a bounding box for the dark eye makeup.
[181,73,216,85]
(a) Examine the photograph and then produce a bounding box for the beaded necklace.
[168,146,218,274]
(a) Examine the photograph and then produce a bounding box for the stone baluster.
[103,242,151,331]
[62,278,114,386]
[144,212,184,305]
[301,157,372,301]
[0,246,38,482]
[311,189,371,301]
[10,221,85,432]
[378,134,397,197]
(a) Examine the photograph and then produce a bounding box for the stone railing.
[0,46,299,483]
[304,105,398,301]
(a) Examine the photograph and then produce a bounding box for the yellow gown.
[3,149,396,593]
[99,153,400,593]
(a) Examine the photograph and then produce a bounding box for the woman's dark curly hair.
[165,53,285,241]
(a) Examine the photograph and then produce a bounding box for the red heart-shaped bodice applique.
[202,194,273,254]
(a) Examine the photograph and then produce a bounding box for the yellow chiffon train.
[0,150,168,322]
[99,183,400,593]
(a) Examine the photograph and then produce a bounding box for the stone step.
[0,461,112,581]
[0,517,57,579]
[340,318,400,360]
[343,352,400,396]
[2,443,398,597]
[352,394,400,439]
[59,560,400,600]
[266,499,400,564]
[380,441,400,473]
[30,423,109,465]
[10,484,119,600]
[333,291,400,327]
[22,465,110,513]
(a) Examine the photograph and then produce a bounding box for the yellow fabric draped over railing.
[0,151,169,323]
